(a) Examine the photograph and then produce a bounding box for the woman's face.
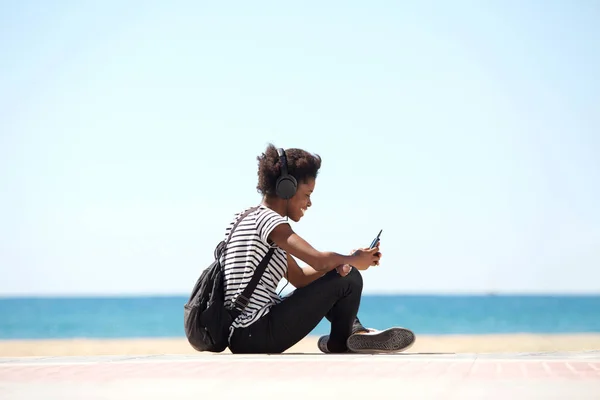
[287,177,315,222]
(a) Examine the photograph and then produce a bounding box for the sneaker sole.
[317,335,330,354]
[346,327,416,354]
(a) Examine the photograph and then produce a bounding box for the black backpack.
[183,206,275,352]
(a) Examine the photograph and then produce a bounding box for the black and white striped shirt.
[220,205,289,331]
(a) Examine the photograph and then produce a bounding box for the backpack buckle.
[234,294,250,310]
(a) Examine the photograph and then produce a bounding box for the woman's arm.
[268,223,377,272]
[285,254,326,288]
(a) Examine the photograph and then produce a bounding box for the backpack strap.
[225,206,259,246]
[215,206,260,257]
[219,205,278,315]
[231,246,275,315]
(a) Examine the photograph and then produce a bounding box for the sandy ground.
[1,334,600,356]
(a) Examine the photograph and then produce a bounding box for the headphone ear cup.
[276,175,297,200]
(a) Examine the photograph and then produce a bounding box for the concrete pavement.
[1,350,599,399]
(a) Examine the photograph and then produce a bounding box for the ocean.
[1,295,599,340]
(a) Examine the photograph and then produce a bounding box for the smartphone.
[369,229,382,249]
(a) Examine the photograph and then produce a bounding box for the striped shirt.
[220,205,289,332]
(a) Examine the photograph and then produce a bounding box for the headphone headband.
[277,147,288,176]
[275,147,297,200]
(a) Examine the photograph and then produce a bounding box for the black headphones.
[276,148,297,200]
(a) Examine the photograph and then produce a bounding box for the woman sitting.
[222,144,415,354]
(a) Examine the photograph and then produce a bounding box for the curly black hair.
[256,143,322,196]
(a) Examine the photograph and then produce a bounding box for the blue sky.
[1,1,599,295]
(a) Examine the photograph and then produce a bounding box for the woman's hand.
[335,264,352,276]
[350,243,382,271]
[336,242,382,275]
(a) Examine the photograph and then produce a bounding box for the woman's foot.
[317,335,332,353]
[317,327,415,354]
[317,335,353,353]
[346,327,415,353]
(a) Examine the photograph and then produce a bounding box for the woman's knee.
[346,267,363,289]
[321,267,363,293]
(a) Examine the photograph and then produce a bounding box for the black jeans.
[229,267,366,354]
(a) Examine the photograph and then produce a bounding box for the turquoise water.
[1,295,599,339]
